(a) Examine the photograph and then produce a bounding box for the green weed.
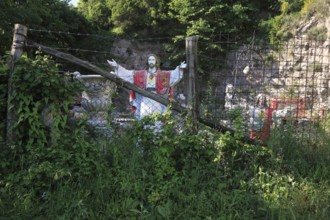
[0,54,329,219]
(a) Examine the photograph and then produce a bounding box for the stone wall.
[219,15,330,121]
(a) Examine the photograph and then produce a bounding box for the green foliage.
[76,0,280,75]
[265,122,330,219]
[268,0,330,44]
[78,0,112,30]
[307,61,323,72]
[7,52,80,147]
[1,1,329,219]
[0,53,113,219]
[1,37,330,220]
[0,0,92,57]
[301,0,330,18]
[92,0,178,37]
[166,0,278,73]
[1,94,330,219]
[227,108,249,139]
[168,0,258,37]
[0,58,9,143]
[268,11,301,45]
[107,111,329,219]
[105,113,264,219]
[306,25,328,42]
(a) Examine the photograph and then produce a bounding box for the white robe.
[114,65,183,119]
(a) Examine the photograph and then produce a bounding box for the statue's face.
[148,56,156,68]
[227,85,233,93]
[257,96,267,107]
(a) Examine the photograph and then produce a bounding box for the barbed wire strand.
[28,28,180,42]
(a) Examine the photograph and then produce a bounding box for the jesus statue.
[107,54,186,119]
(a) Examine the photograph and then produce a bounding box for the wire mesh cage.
[198,36,329,142]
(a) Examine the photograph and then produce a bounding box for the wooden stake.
[185,36,199,119]
[6,24,28,146]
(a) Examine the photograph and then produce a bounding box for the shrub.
[0,52,329,219]
[306,25,328,42]
[308,61,323,72]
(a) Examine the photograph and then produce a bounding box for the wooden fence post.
[185,36,199,120]
[6,24,28,146]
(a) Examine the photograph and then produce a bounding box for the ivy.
[7,53,79,148]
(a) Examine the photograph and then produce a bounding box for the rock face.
[110,39,163,69]
[220,14,330,121]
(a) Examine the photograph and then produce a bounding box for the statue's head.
[225,84,234,99]
[146,54,160,69]
[256,94,267,107]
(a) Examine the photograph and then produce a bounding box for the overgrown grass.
[1,111,329,219]
[0,54,329,219]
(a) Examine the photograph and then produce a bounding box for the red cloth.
[250,108,273,141]
[129,70,173,112]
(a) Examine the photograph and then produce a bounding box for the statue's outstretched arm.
[169,61,186,85]
[107,59,134,82]
[179,61,187,69]
[107,59,118,70]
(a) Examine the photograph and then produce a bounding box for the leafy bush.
[268,0,330,44]
[1,54,329,219]
[306,25,328,42]
[301,0,330,18]
[266,122,330,219]
[308,61,323,72]
[0,53,109,218]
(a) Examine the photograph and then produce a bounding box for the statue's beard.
[148,63,156,68]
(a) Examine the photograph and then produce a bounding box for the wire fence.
[198,36,330,142]
[25,28,330,141]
